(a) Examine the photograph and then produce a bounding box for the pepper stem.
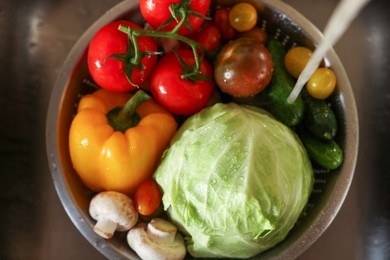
[107,90,151,132]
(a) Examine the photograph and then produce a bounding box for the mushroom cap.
[89,191,138,231]
[127,219,186,260]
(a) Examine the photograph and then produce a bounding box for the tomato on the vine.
[150,49,215,116]
[214,7,237,40]
[87,20,157,92]
[133,179,161,216]
[185,22,221,53]
[140,0,210,36]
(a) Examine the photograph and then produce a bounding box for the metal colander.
[46,0,359,259]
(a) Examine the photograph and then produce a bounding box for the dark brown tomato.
[214,38,273,97]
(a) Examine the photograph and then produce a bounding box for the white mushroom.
[89,191,138,239]
[127,218,186,260]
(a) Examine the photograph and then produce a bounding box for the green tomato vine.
[111,0,211,86]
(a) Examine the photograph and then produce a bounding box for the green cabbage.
[154,103,313,258]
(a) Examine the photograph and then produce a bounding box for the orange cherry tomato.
[284,46,313,78]
[306,67,337,99]
[228,3,258,32]
[133,179,161,216]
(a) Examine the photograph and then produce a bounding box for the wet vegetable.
[299,131,344,170]
[134,179,162,216]
[284,46,313,79]
[87,20,158,92]
[239,27,268,45]
[214,38,273,97]
[306,67,337,99]
[150,49,215,116]
[302,90,338,141]
[188,22,221,53]
[154,103,313,258]
[264,38,305,127]
[214,7,237,40]
[228,2,258,32]
[139,0,210,35]
[68,89,177,195]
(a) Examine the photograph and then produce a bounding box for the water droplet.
[94,239,106,249]
[51,162,57,170]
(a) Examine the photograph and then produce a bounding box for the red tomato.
[150,49,215,116]
[182,22,221,53]
[193,23,221,52]
[214,8,237,40]
[133,179,161,216]
[87,20,157,92]
[140,0,210,35]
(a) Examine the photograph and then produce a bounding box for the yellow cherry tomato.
[229,3,258,32]
[284,46,313,78]
[306,67,337,99]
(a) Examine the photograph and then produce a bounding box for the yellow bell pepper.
[69,89,177,195]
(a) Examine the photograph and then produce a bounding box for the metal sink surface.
[1,0,389,259]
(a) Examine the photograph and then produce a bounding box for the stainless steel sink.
[1,0,389,259]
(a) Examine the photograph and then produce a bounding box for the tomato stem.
[130,32,141,65]
[184,45,201,79]
[118,24,208,81]
[171,7,187,34]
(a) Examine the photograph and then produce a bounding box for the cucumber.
[302,90,337,140]
[264,39,304,127]
[299,131,344,170]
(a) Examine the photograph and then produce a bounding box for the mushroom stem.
[94,218,118,239]
[127,219,186,260]
[147,218,177,244]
